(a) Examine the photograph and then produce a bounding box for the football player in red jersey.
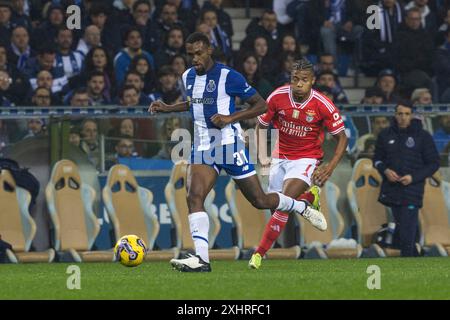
[249,59,348,269]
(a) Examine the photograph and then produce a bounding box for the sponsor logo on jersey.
[191,97,215,105]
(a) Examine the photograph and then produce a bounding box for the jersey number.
[233,150,249,166]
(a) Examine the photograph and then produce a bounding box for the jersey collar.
[289,88,314,109]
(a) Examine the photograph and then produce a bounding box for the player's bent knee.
[251,197,267,210]
[187,192,205,210]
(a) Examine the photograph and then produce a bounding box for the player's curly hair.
[291,58,314,73]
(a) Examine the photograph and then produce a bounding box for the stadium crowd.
[0,0,449,168]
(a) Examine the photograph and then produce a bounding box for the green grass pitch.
[1,258,449,300]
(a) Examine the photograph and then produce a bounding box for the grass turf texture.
[0,258,449,299]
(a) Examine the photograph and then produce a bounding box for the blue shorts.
[190,139,256,179]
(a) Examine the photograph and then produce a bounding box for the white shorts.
[268,158,320,193]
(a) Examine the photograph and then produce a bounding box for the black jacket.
[373,119,440,208]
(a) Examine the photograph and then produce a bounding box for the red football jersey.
[257,86,345,160]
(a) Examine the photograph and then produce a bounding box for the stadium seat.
[347,158,400,257]
[225,179,301,260]
[102,164,178,261]
[0,169,55,263]
[45,160,114,262]
[419,172,450,256]
[298,181,362,259]
[165,161,240,260]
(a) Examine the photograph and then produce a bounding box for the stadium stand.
[165,161,240,260]
[45,159,114,262]
[419,172,450,256]
[298,181,362,259]
[102,164,178,260]
[225,179,301,260]
[0,169,55,263]
[347,158,401,258]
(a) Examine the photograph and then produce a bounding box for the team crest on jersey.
[206,80,216,92]
[292,110,300,119]
[305,110,316,122]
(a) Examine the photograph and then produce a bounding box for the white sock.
[188,211,210,263]
[275,192,306,214]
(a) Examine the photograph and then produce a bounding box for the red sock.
[298,191,314,204]
[255,211,289,257]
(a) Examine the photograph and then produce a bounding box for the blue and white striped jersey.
[182,63,257,151]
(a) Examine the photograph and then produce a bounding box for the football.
[114,235,147,267]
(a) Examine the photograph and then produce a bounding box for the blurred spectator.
[112,0,135,26]
[165,0,198,34]
[361,86,385,105]
[237,52,273,99]
[124,70,151,105]
[373,101,439,257]
[8,25,34,71]
[55,27,84,79]
[362,0,405,76]
[128,0,159,54]
[0,70,13,106]
[22,118,45,139]
[80,118,100,168]
[404,0,437,35]
[199,8,232,61]
[114,26,155,86]
[24,46,67,89]
[11,0,33,31]
[376,69,399,104]
[86,71,110,106]
[0,44,30,106]
[279,33,302,57]
[88,3,121,55]
[76,25,102,57]
[69,88,91,107]
[30,3,65,49]
[433,28,450,102]
[436,7,449,45]
[74,47,115,100]
[432,115,450,154]
[119,84,140,106]
[129,55,157,95]
[273,0,295,27]
[274,51,298,88]
[69,125,81,148]
[355,116,390,159]
[31,86,52,107]
[318,0,364,65]
[152,117,181,160]
[119,118,136,137]
[316,70,349,103]
[243,10,281,55]
[150,3,183,51]
[106,135,139,170]
[30,70,67,102]
[0,2,14,47]
[411,88,433,104]
[315,53,337,74]
[170,54,188,99]
[154,25,185,68]
[247,34,278,84]
[202,0,233,39]
[149,65,182,104]
[393,7,434,95]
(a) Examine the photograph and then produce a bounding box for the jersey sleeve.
[257,93,277,126]
[320,99,346,135]
[225,69,257,101]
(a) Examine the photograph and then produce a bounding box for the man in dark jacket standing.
[373,101,440,256]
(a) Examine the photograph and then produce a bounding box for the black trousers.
[391,205,419,257]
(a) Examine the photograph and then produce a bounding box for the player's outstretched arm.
[211,92,267,128]
[313,131,348,186]
[148,100,189,114]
